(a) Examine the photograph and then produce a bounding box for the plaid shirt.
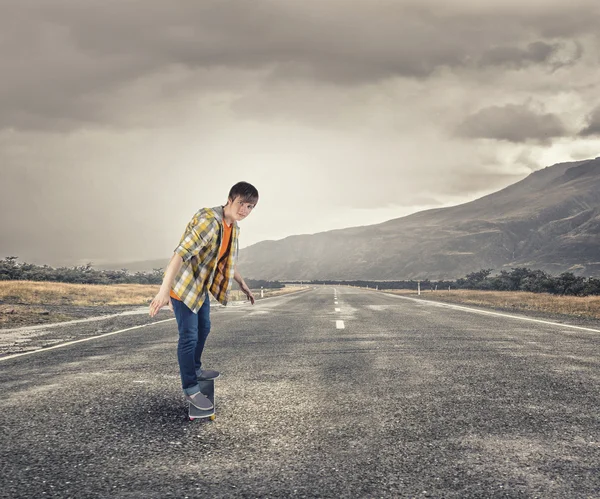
[172,206,239,313]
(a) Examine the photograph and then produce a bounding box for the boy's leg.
[172,298,201,395]
[194,293,214,377]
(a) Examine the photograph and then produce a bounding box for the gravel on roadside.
[0,304,180,357]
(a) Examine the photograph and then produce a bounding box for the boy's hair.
[228,181,259,205]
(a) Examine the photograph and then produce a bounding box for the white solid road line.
[336,320,345,329]
[0,318,176,362]
[388,294,600,334]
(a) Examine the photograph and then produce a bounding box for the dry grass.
[4,282,596,320]
[0,281,159,306]
[383,288,600,320]
[0,281,305,307]
[223,286,305,302]
[0,281,305,329]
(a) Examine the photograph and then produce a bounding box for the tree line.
[0,257,283,289]
[2,258,598,296]
[288,267,600,297]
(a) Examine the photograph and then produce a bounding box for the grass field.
[0,281,300,306]
[382,288,600,320]
[0,281,160,307]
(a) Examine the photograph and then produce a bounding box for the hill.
[237,157,600,280]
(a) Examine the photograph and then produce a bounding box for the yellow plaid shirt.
[172,206,239,313]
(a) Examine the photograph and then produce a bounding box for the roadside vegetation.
[0,279,300,329]
[2,257,599,326]
[0,257,285,291]
[0,281,160,307]
[0,281,162,329]
[295,267,600,297]
[383,288,600,321]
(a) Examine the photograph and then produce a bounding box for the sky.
[1,0,599,267]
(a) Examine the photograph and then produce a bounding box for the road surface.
[1,287,599,498]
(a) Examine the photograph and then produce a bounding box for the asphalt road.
[1,287,599,498]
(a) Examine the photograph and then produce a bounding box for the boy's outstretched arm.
[234,264,255,305]
[149,253,183,317]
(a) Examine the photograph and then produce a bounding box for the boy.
[149,181,258,410]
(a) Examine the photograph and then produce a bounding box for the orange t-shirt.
[218,219,233,261]
[170,220,232,301]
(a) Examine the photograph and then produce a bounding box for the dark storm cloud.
[1,0,598,131]
[479,41,581,70]
[456,104,569,143]
[579,105,600,137]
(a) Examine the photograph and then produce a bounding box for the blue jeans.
[172,294,211,395]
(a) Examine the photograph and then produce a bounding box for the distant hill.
[95,258,168,273]
[237,157,600,280]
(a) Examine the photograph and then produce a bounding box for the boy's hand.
[149,289,173,317]
[241,284,255,305]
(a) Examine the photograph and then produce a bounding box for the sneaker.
[197,369,220,380]
[185,391,213,411]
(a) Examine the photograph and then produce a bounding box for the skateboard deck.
[189,378,216,421]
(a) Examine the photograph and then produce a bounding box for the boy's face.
[228,195,256,221]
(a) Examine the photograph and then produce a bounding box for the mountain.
[237,157,600,280]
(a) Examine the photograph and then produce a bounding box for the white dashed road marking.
[336,320,345,329]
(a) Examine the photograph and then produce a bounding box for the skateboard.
[188,378,217,421]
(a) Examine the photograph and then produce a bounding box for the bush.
[0,257,163,285]
[2,258,599,297]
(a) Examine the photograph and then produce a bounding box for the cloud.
[579,105,600,136]
[480,42,557,68]
[456,103,569,143]
[478,41,582,70]
[1,0,599,266]
[1,0,598,131]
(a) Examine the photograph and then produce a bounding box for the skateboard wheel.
[210,415,216,421]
